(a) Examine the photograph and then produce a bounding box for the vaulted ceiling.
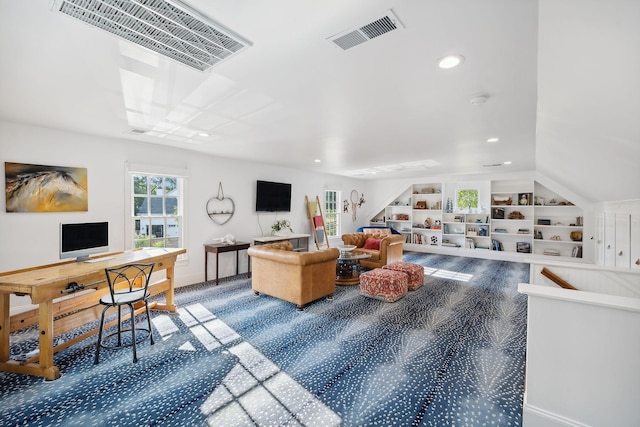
[0,1,638,202]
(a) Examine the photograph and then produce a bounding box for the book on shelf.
[571,246,583,258]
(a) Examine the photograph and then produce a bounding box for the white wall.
[0,120,370,305]
[519,284,640,427]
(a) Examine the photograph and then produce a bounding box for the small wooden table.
[204,242,251,284]
[336,253,372,285]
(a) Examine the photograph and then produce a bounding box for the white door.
[631,214,640,269]
[615,213,630,268]
[603,212,616,266]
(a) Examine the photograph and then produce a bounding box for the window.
[131,174,183,249]
[456,188,479,210]
[324,189,341,237]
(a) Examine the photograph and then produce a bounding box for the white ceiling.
[0,1,638,202]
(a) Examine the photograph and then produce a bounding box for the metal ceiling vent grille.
[53,0,251,71]
[328,10,404,50]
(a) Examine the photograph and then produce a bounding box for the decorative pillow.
[363,238,381,250]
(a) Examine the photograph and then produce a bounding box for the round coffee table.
[336,252,371,285]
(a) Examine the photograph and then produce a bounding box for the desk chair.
[94,263,155,364]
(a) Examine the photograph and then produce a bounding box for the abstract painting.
[5,162,88,212]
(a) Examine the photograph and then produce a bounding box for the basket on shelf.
[492,196,512,205]
[508,211,525,220]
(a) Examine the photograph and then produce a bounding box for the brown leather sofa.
[247,241,340,310]
[341,231,405,269]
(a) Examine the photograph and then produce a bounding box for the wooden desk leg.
[215,252,220,285]
[236,251,240,276]
[38,300,60,381]
[0,293,9,362]
[165,265,177,312]
[205,249,209,282]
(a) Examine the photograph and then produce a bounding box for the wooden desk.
[253,234,310,252]
[204,242,250,284]
[0,247,186,380]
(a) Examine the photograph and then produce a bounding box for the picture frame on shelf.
[492,207,505,219]
[518,193,532,206]
[516,242,531,253]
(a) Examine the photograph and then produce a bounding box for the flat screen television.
[255,180,291,212]
[60,221,109,261]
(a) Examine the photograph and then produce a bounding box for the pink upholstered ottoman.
[383,262,424,291]
[359,268,408,302]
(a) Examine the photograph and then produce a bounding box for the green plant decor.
[272,219,293,234]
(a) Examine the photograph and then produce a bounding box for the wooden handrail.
[541,267,578,290]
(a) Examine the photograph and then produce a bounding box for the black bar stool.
[94,263,155,364]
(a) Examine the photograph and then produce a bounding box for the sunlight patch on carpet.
[432,269,474,282]
[152,313,179,339]
[184,303,343,425]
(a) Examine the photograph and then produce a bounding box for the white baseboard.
[523,403,590,427]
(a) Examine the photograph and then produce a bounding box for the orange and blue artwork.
[5,162,88,212]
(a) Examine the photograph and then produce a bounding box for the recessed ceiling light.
[487,137,499,143]
[503,161,512,165]
[314,159,321,163]
[438,55,464,69]
[197,132,210,137]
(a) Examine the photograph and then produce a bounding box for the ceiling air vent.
[53,0,251,72]
[328,10,404,50]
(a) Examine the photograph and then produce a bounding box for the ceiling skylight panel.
[54,0,251,71]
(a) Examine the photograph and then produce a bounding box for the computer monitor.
[60,221,109,261]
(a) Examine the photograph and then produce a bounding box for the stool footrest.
[98,328,153,350]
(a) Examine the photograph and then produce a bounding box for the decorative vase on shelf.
[445,198,453,213]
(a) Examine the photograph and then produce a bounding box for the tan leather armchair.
[341,231,405,269]
[247,241,340,310]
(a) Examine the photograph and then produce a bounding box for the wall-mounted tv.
[255,180,291,212]
[60,221,109,261]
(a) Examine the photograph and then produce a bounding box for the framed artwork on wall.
[5,162,88,212]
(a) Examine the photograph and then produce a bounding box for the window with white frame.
[456,188,479,211]
[324,189,341,237]
[131,174,184,249]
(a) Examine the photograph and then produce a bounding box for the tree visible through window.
[132,174,182,248]
[457,189,479,210]
[324,190,340,237]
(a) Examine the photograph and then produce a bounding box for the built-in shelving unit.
[489,181,534,254]
[369,179,587,261]
[385,191,412,240]
[532,181,584,258]
[410,183,443,246]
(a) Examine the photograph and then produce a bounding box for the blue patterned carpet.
[1,252,529,426]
